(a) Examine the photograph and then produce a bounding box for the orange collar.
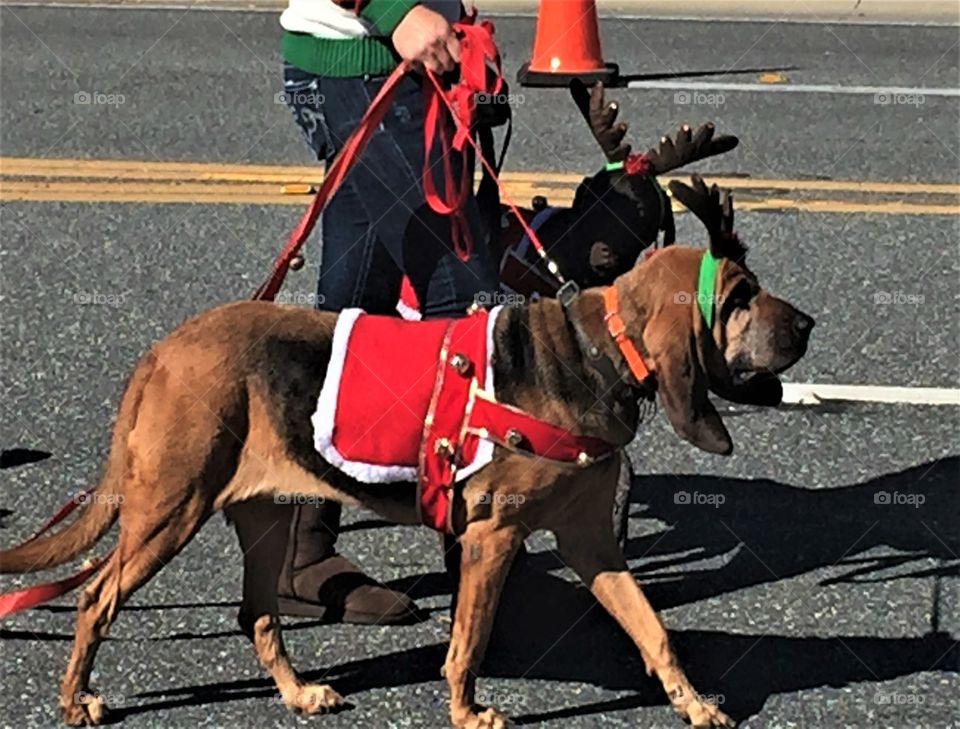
[602,285,653,383]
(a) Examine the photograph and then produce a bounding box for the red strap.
[18,488,94,544]
[253,61,411,302]
[0,551,112,617]
[421,15,503,262]
[423,70,563,285]
[603,285,653,383]
[421,81,472,260]
[468,392,614,464]
[418,311,491,531]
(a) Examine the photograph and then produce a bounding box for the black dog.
[494,80,739,290]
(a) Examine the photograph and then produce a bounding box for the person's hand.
[391,5,460,74]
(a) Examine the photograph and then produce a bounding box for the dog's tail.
[0,352,155,574]
[0,485,118,574]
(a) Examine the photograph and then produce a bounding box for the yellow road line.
[2,156,958,196]
[3,179,958,214]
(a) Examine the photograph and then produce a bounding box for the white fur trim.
[312,306,502,484]
[395,298,422,321]
[312,308,419,483]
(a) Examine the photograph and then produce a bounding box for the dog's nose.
[794,313,814,335]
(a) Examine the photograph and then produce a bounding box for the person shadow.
[109,457,956,724]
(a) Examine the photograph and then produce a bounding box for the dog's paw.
[463,707,513,729]
[285,683,345,714]
[61,691,109,726]
[675,696,735,728]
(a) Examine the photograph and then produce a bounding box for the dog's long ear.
[569,79,631,162]
[668,174,747,261]
[669,178,782,406]
[644,125,738,176]
[646,320,733,455]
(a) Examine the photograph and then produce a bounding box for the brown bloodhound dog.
[0,177,813,728]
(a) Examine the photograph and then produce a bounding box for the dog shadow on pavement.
[497,456,959,722]
[107,458,958,724]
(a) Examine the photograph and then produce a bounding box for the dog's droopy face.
[715,259,814,382]
[623,177,814,456]
[636,247,814,456]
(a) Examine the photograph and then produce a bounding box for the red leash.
[422,68,565,285]
[0,65,411,615]
[421,15,502,261]
[253,60,412,302]
[0,17,554,617]
[256,15,558,300]
[0,490,111,617]
[0,555,111,617]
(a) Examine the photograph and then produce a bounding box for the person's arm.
[334,0,460,73]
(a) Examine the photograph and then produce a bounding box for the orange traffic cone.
[517,0,618,87]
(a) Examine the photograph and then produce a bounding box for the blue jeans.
[283,65,499,318]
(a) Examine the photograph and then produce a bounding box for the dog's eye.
[727,280,754,310]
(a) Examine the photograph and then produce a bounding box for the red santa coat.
[313,307,499,530]
[312,305,615,532]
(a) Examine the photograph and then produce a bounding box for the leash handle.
[423,69,565,285]
[420,15,503,262]
[253,61,412,302]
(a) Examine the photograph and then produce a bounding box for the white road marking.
[780,383,960,406]
[496,12,960,27]
[626,80,960,98]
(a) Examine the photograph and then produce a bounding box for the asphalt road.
[1,5,958,729]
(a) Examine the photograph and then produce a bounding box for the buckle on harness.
[557,280,580,308]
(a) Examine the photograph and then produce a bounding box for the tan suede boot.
[277,501,420,624]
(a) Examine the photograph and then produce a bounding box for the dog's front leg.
[445,518,523,729]
[228,499,345,715]
[553,493,734,729]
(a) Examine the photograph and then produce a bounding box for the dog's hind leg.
[58,487,211,726]
[58,549,120,725]
[445,519,523,729]
[552,472,735,729]
[228,499,345,715]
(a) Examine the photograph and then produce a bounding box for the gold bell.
[505,428,524,447]
[289,254,305,271]
[576,451,593,467]
[449,353,472,376]
[434,438,454,457]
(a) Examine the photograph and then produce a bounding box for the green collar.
[604,160,669,227]
[697,251,721,327]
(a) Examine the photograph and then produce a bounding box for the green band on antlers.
[697,250,720,328]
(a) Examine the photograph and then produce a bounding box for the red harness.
[313,307,615,532]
